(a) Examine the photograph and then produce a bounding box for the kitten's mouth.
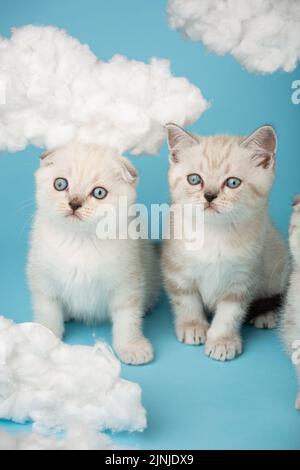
[66,212,83,221]
[204,203,220,214]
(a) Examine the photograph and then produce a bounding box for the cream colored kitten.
[162,124,289,361]
[28,143,159,365]
[281,196,300,409]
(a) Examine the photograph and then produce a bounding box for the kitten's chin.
[52,212,96,232]
[204,204,221,215]
[66,213,83,221]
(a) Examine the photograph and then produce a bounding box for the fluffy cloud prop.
[168,0,300,74]
[0,317,146,434]
[0,427,117,451]
[0,25,207,154]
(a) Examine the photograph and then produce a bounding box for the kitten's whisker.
[16,199,35,214]
[20,214,35,235]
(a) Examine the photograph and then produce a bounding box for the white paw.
[296,392,300,411]
[205,334,242,361]
[115,337,154,365]
[176,321,208,345]
[250,311,278,329]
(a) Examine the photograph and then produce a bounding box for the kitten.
[162,124,289,361]
[27,143,159,365]
[281,196,300,409]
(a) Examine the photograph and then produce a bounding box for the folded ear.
[119,156,138,184]
[165,123,199,163]
[40,149,55,167]
[240,125,277,169]
[293,195,300,207]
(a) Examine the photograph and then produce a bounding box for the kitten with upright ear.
[240,125,277,169]
[119,156,138,184]
[162,123,289,362]
[165,123,199,163]
[28,142,159,365]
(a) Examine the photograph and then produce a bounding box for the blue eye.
[226,177,242,189]
[92,187,108,200]
[187,174,202,185]
[54,178,68,191]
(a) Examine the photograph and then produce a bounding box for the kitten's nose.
[69,198,82,212]
[204,192,218,203]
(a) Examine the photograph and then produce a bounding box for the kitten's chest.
[48,236,116,283]
[186,234,255,306]
[41,232,121,316]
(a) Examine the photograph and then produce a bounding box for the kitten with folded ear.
[162,124,289,361]
[27,142,159,365]
[281,196,300,409]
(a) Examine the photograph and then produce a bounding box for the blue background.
[0,0,300,450]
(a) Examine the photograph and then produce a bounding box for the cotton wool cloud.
[0,317,146,434]
[0,25,208,154]
[0,427,118,451]
[168,0,300,74]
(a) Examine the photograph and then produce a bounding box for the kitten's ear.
[293,195,300,207]
[165,123,199,163]
[240,125,277,169]
[119,157,138,184]
[40,150,55,167]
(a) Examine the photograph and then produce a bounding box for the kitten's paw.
[295,392,300,411]
[205,334,242,361]
[250,311,278,329]
[115,337,154,365]
[176,321,208,345]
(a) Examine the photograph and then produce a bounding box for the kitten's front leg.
[32,288,64,339]
[205,295,246,361]
[165,278,208,345]
[111,293,153,365]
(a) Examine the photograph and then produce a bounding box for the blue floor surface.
[0,282,299,449]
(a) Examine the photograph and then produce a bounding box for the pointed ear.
[119,157,138,185]
[40,149,55,167]
[165,123,199,163]
[240,125,277,169]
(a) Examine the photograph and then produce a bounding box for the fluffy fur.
[27,143,159,365]
[0,25,207,154]
[168,0,300,74]
[162,124,289,361]
[281,196,300,409]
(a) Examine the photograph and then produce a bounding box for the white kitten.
[281,196,300,409]
[28,143,159,365]
[162,124,289,361]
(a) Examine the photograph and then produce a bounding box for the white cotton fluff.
[168,0,300,74]
[0,25,208,154]
[0,427,118,451]
[0,317,146,434]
